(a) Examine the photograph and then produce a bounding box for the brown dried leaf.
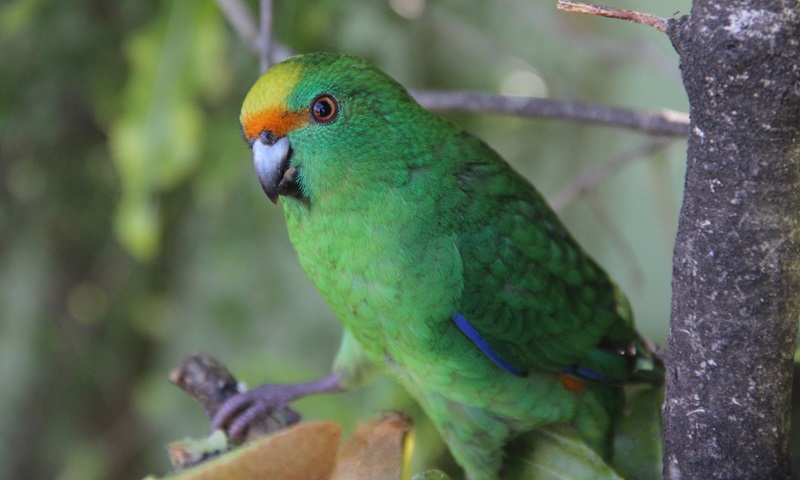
[331,412,414,480]
[162,421,342,480]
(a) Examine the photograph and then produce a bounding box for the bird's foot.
[210,374,342,443]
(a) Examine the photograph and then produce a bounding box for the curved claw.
[211,385,294,441]
[210,374,343,443]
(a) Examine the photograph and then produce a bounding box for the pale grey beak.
[253,136,290,204]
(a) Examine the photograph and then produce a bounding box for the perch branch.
[170,354,300,444]
[557,0,669,33]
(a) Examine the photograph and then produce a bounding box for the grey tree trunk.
[664,2,800,479]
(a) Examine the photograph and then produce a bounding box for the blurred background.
[0,0,689,478]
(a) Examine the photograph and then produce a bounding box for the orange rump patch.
[559,373,586,394]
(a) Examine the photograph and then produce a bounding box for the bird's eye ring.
[310,94,338,124]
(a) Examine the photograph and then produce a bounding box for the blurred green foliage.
[0,0,690,478]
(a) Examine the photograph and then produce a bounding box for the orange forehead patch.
[240,60,307,142]
[241,109,307,142]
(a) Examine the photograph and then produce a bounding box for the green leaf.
[113,191,161,261]
[109,0,230,260]
[412,470,453,480]
[612,385,664,480]
[506,425,624,480]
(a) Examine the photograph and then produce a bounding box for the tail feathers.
[629,334,665,386]
[564,334,665,387]
[561,364,619,384]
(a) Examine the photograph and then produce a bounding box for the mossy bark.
[664,3,800,479]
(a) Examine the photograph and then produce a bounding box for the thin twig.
[557,0,669,33]
[586,199,646,293]
[214,0,290,65]
[412,90,689,137]
[214,0,259,52]
[259,0,273,72]
[550,138,674,210]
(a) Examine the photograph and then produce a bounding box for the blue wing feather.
[452,312,524,377]
[454,312,627,384]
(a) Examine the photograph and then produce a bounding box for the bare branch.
[214,0,290,65]
[557,0,669,33]
[259,0,273,72]
[214,0,259,52]
[550,138,675,210]
[412,90,689,137]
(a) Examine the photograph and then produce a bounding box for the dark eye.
[310,94,338,123]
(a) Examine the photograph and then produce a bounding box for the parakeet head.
[240,53,429,204]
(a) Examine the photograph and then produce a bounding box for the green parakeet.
[213,52,663,480]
